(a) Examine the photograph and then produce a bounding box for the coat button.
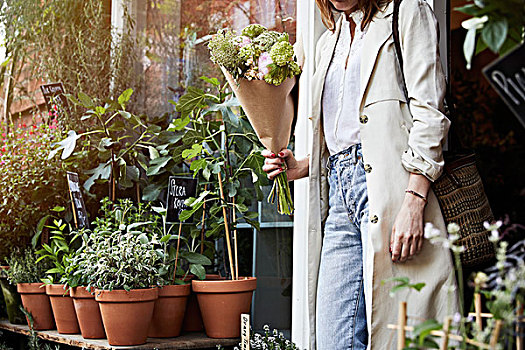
[364,164,372,173]
[360,115,368,124]
[371,215,379,224]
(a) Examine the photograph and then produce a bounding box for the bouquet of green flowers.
[208,24,302,215]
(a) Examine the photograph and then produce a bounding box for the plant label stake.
[40,83,69,119]
[67,172,89,229]
[397,301,407,350]
[241,313,250,350]
[166,176,198,282]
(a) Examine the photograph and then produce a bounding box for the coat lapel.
[358,2,395,110]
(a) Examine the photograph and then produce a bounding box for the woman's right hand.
[261,149,309,181]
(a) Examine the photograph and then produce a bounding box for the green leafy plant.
[151,206,212,283]
[219,325,300,350]
[35,207,81,286]
[0,120,69,263]
[50,89,162,198]
[5,248,52,285]
[455,0,525,69]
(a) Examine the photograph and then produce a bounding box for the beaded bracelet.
[405,189,427,203]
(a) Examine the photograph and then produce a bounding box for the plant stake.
[440,316,452,350]
[172,222,183,284]
[232,197,239,280]
[475,292,483,330]
[200,184,208,255]
[68,185,79,229]
[217,172,235,280]
[397,301,407,350]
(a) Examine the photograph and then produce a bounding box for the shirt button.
[360,115,368,124]
[364,164,372,173]
[371,215,379,224]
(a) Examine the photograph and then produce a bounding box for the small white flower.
[474,272,488,287]
[461,15,489,30]
[451,244,465,253]
[119,224,126,231]
[447,222,460,235]
[453,312,462,324]
[489,229,500,243]
[424,222,441,239]
[448,233,460,243]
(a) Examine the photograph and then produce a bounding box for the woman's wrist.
[296,156,310,179]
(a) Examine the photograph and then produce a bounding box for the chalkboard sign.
[67,172,89,229]
[483,43,525,129]
[166,176,198,223]
[40,83,69,118]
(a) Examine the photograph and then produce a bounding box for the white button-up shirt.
[322,11,367,156]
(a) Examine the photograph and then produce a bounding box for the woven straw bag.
[393,0,495,267]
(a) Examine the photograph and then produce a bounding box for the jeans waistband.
[328,144,362,171]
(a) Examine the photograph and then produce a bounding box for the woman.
[262,0,459,349]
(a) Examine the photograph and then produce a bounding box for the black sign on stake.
[482,43,525,129]
[40,83,69,118]
[67,172,89,229]
[166,176,198,223]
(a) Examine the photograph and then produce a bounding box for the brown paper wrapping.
[221,67,295,154]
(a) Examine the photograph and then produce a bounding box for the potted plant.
[36,207,81,335]
[170,78,265,338]
[78,199,161,346]
[147,206,213,338]
[5,248,54,330]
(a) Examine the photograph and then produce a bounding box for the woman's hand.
[261,149,309,181]
[390,174,430,263]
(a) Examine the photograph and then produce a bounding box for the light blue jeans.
[316,144,369,350]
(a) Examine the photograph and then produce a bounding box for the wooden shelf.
[0,319,239,349]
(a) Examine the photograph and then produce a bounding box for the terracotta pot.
[70,287,105,339]
[95,288,158,346]
[46,284,80,334]
[148,284,191,338]
[183,274,223,332]
[192,277,257,338]
[0,267,25,324]
[17,283,55,330]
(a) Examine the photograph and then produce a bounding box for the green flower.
[242,24,267,39]
[208,29,241,70]
[239,43,261,62]
[269,41,294,67]
[253,31,282,52]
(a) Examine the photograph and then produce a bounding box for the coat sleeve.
[399,0,451,182]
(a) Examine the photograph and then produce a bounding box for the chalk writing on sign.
[483,43,525,129]
[40,83,69,118]
[166,176,198,223]
[67,172,89,229]
[241,313,250,350]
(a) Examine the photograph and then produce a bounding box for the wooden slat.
[0,319,239,349]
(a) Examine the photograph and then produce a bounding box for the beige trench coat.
[304,0,459,348]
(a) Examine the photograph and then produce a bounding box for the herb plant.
[35,207,81,286]
[5,248,52,285]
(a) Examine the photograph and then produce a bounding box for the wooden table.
[0,319,239,349]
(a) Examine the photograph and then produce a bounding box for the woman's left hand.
[390,174,431,263]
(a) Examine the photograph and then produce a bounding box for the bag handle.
[392,0,463,152]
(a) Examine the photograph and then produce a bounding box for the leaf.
[148,146,160,160]
[199,76,221,86]
[410,282,426,292]
[118,88,134,106]
[142,184,162,201]
[95,106,106,115]
[137,233,149,244]
[182,144,203,159]
[167,116,190,131]
[481,19,508,53]
[181,252,212,265]
[454,4,480,16]
[77,92,94,108]
[190,264,206,280]
[32,215,50,248]
[176,87,207,118]
[146,156,171,176]
[413,319,442,346]
[57,130,81,159]
[179,201,204,222]
[84,163,112,191]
